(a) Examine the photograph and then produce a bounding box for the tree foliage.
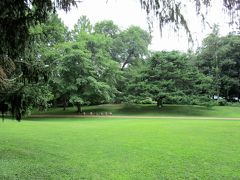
[0,14,68,120]
[1,0,240,120]
[112,26,151,70]
[48,17,121,112]
[1,0,239,87]
[197,28,240,100]
[94,20,120,38]
[140,0,240,39]
[124,51,212,107]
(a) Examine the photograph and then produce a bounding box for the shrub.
[139,97,155,104]
[218,99,227,106]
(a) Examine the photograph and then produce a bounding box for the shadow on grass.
[116,104,213,117]
[33,104,214,117]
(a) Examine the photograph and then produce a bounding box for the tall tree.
[197,30,240,100]
[71,16,92,40]
[0,14,68,120]
[196,26,222,98]
[124,51,212,107]
[0,0,77,87]
[94,20,120,38]
[112,26,151,70]
[1,0,239,84]
[1,0,239,120]
[50,19,121,112]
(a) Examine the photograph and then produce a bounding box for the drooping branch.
[0,55,15,89]
[140,0,240,40]
[0,0,78,89]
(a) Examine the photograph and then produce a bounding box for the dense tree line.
[2,14,237,119]
[48,16,240,108]
[1,1,240,120]
[1,0,240,120]
[196,26,240,101]
[46,15,151,112]
[1,0,239,88]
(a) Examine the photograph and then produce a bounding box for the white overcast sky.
[58,0,235,52]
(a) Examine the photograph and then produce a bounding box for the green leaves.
[197,30,240,100]
[111,26,151,69]
[124,51,212,106]
[94,20,120,38]
[47,19,122,110]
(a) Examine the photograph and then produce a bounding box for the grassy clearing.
[34,104,240,117]
[1,117,240,179]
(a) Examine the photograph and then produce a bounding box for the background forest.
[1,14,240,119]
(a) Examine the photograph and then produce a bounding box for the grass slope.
[34,104,240,118]
[1,117,240,179]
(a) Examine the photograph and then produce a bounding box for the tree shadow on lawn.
[32,104,215,117]
[84,104,213,117]
[118,104,212,116]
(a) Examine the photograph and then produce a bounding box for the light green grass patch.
[1,117,240,179]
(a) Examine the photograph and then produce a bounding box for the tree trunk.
[121,61,128,70]
[77,103,82,113]
[63,96,67,111]
[1,110,4,122]
[16,109,21,122]
[157,98,163,108]
[121,50,133,70]
[53,99,57,108]
[226,89,229,101]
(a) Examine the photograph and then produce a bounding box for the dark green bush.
[218,99,227,106]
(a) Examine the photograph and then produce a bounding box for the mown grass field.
[1,114,240,179]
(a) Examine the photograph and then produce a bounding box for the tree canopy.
[1,0,239,88]
[196,26,240,100]
[1,1,240,120]
[140,0,240,37]
[124,51,212,106]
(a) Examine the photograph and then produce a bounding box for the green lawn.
[34,104,240,118]
[1,117,240,179]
